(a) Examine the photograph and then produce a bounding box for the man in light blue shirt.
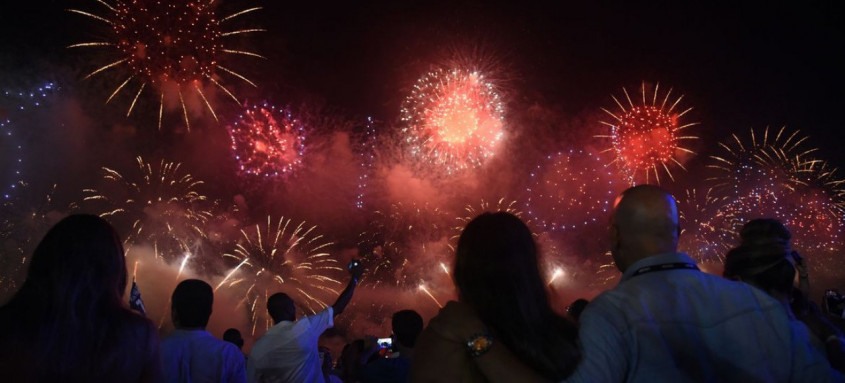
[563,185,840,382]
[160,279,246,383]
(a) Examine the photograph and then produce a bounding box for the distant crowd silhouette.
[1,185,843,382]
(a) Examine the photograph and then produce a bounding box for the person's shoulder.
[218,339,245,360]
[307,307,333,320]
[112,308,157,342]
[302,307,333,328]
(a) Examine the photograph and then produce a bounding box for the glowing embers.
[599,82,698,183]
[677,188,725,264]
[227,103,307,178]
[525,149,626,232]
[707,126,817,194]
[0,83,56,200]
[217,216,343,334]
[68,0,264,129]
[712,186,844,257]
[401,68,505,175]
[82,156,212,261]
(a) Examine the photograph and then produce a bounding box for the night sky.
[2,1,843,159]
[2,0,845,339]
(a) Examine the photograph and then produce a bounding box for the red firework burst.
[598,82,698,183]
[69,0,264,129]
[227,103,307,178]
[401,68,505,174]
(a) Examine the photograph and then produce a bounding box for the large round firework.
[217,216,343,335]
[400,68,506,174]
[599,82,698,184]
[227,103,307,178]
[525,149,626,233]
[707,127,816,195]
[82,156,212,260]
[706,128,844,267]
[68,0,264,129]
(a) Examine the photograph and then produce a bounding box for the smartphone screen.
[377,337,392,349]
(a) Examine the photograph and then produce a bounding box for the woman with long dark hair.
[0,214,160,381]
[411,212,580,382]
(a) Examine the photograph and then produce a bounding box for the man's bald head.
[610,185,680,272]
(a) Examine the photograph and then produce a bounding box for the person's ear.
[609,224,620,251]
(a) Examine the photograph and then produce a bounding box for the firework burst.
[525,149,626,233]
[354,117,379,210]
[707,134,845,271]
[400,68,505,175]
[711,187,844,259]
[448,197,524,252]
[217,216,343,334]
[227,103,307,178]
[677,188,725,264]
[598,82,698,184]
[82,156,212,260]
[0,184,66,297]
[1,83,57,200]
[358,202,451,288]
[68,0,264,129]
[707,127,817,195]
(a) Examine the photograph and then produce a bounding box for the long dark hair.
[0,214,156,381]
[454,212,580,379]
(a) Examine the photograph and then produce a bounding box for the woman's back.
[411,212,579,382]
[0,214,160,382]
[0,302,158,382]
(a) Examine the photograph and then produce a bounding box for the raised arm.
[332,261,364,317]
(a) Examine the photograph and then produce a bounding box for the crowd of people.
[1,185,844,382]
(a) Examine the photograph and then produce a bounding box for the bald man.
[431,185,840,382]
[561,185,835,381]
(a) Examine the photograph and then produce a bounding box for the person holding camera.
[247,260,365,383]
[358,310,424,383]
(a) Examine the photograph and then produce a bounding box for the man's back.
[248,307,334,383]
[568,252,834,382]
[160,329,246,383]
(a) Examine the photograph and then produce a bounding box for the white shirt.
[160,329,247,383]
[248,307,334,383]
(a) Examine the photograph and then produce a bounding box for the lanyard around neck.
[632,262,699,278]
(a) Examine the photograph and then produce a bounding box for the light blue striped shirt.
[565,252,840,382]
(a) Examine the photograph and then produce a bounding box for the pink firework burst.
[227,103,307,178]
